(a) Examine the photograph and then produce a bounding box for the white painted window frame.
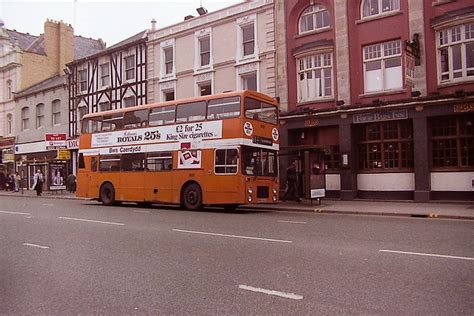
[436,22,474,85]
[160,39,176,80]
[236,14,259,64]
[194,27,213,73]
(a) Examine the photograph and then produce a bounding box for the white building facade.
[147,0,279,103]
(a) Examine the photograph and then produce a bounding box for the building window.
[358,120,414,170]
[241,72,258,91]
[164,47,174,75]
[299,5,330,34]
[124,55,135,81]
[6,113,13,135]
[36,103,45,129]
[163,90,175,101]
[324,145,340,171]
[363,40,402,93]
[78,105,88,121]
[199,36,211,67]
[241,24,255,57]
[6,80,12,100]
[21,107,29,131]
[361,0,400,18]
[52,99,61,125]
[437,23,474,83]
[430,115,474,169]
[297,53,333,102]
[99,102,111,112]
[78,69,87,92]
[124,96,136,108]
[198,82,212,96]
[100,62,110,86]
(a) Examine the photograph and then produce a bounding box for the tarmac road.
[1,196,473,314]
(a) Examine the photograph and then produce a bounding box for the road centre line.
[0,210,31,216]
[278,220,307,224]
[379,249,474,261]
[23,243,49,249]
[58,216,125,226]
[238,285,303,300]
[172,229,292,243]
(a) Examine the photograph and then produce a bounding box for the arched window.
[361,0,400,19]
[299,5,330,34]
[6,113,13,135]
[6,80,12,99]
[21,107,29,131]
[36,103,45,128]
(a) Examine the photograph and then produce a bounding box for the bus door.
[207,148,240,204]
[119,153,146,201]
[144,152,174,203]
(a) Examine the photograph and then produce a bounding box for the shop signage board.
[57,150,71,160]
[45,133,67,150]
[353,109,409,124]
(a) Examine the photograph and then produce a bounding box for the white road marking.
[42,203,54,206]
[0,210,31,216]
[278,220,307,224]
[23,243,49,249]
[172,229,292,243]
[133,210,151,213]
[58,216,125,226]
[379,249,474,261]
[238,285,303,300]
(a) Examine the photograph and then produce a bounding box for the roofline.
[67,31,148,66]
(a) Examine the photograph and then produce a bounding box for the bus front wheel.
[182,183,202,211]
[100,183,116,206]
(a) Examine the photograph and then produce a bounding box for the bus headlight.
[272,188,277,194]
[248,187,253,194]
[273,196,278,202]
[248,195,252,202]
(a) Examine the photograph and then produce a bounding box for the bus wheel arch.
[181,181,203,211]
[100,182,116,206]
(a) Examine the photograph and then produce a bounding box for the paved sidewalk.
[1,189,473,220]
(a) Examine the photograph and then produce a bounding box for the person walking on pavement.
[31,169,44,196]
[66,173,76,193]
[14,172,21,192]
[283,159,301,202]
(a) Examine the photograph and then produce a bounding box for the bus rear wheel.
[100,183,116,206]
[182,183,202,211]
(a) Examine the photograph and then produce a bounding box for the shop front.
[280,98,474,202]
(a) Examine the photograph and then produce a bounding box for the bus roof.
[82,90,278,120]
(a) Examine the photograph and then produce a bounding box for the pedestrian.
[14,172,21,192]
[7,174,15,191]
[66,173,76,193]
[282,159,301,202]
[31,169,44,196]
[0,172,5,190]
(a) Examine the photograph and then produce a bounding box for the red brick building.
[279,0,473,201]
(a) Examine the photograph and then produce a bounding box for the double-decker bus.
[77,90,279,210]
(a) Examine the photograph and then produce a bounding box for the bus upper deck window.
[207,96,240,120]
[244,98,278,125]
[149,105,176,126]
[102,114,123,131]
[124,109,149,129]
[176,101,206,123]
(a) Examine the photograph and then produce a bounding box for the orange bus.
[77,90,279,210]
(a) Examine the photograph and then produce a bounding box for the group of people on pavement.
[0,170,76,196]
[0,172,21,192]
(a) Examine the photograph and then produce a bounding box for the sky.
[1,0,241,46]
